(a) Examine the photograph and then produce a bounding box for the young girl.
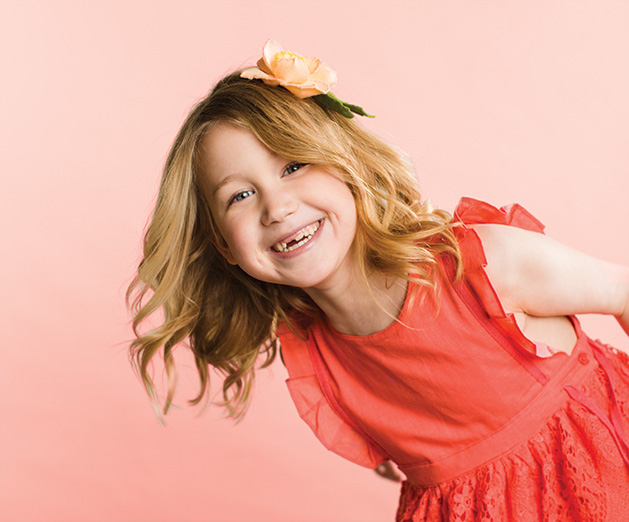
[128,40,629,521]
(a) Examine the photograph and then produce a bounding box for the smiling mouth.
[272,220,321,253]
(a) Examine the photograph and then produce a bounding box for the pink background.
[1,1,628,521]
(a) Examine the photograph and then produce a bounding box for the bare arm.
[472,224,629,335]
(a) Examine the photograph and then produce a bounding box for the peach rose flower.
[240,40,337,99]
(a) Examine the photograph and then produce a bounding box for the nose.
[260,188,298,226]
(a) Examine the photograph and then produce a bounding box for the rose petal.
[262,39,284,71]
[256,58,272,75]
[283,84,324,98]
[261,78,282,87]
[311,81,332,94]
[272,56,310,84]
[309,62,337,91]
[240,66,274,80]
[304,56,321,74]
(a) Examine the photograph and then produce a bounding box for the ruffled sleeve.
[453,197,559,358]
[454,197,546,234]
[278,324,389,469]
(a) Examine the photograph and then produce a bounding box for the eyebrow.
[211,174,241,197]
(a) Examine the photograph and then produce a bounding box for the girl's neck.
[304,267,408,336]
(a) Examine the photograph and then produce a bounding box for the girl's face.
[198,122,358,291]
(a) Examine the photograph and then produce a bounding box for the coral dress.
[278,198,629,521]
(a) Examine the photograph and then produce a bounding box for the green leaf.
[313,93,355,118]
[313,92,375,119]
[342,101,375,118]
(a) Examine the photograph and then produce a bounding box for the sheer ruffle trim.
[453,198,561,358]
[278,325,389,469]
[397,345,629,522]
[454,197,546,234]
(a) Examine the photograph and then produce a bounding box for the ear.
[211,234,238,265]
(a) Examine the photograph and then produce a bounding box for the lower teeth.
[274,221,320,252]
[285,236,310,251]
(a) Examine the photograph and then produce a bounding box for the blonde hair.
[127,72,462,420]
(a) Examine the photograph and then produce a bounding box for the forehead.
[197,122,276,193]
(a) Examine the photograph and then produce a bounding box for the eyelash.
[227,162,309,206]
[283,162,307,176]
[229,190,254,205]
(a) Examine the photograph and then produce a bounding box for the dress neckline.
[318,278,416,342]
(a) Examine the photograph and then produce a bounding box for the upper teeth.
[273,221,320,252]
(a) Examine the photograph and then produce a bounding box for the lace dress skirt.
[396,342,629,522]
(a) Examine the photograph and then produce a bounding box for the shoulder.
[470,223,547,269]
[469,222,526,257]
[468,223,531,312]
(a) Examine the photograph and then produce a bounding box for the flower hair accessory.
[240,40,374,119]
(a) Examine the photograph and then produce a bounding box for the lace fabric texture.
[396,344,629,522]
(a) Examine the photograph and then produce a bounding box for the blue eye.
[283,162,308,176]
[229,190,254,205]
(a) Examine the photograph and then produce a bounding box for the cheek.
[332,185,358,245]
[219,211,261,260]
[344,202,358,242]
[337,183,358,225]
[205,206,233,248]
[320,172,356,206]
[221,221,247,251]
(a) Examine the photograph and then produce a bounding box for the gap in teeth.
[274,221,320,252]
